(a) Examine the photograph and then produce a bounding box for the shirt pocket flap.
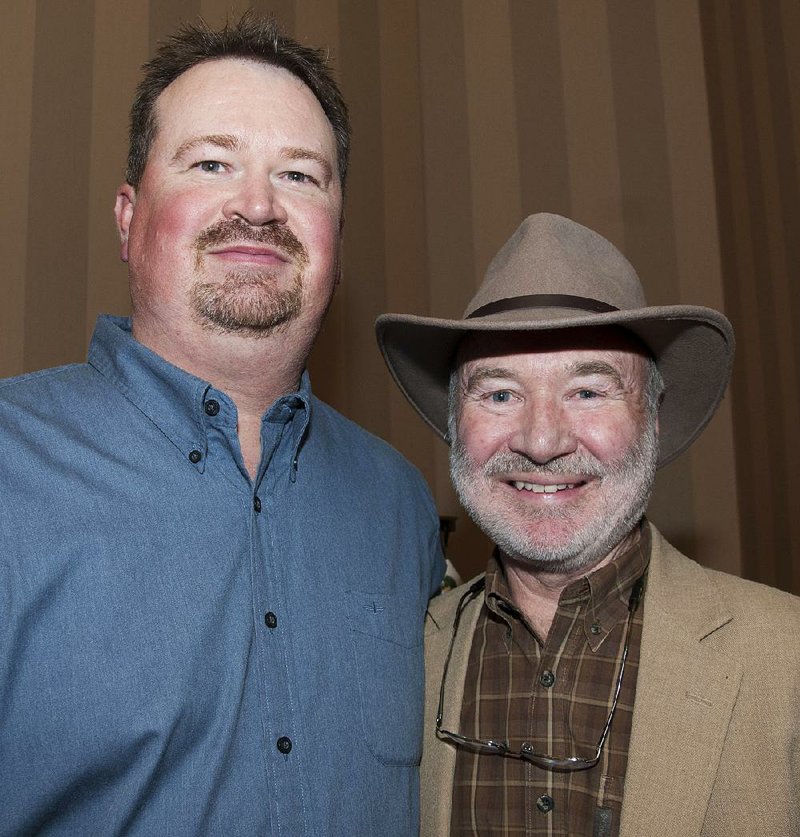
[345,590,424,764]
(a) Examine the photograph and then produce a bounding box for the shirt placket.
[248,400,311,837]
[524,595,586,835]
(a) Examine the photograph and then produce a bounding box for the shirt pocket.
[346,590,424,765]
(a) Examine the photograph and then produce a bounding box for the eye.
[490,390,513,404]
[284,170,318,185]
[577,389,599,399]
[194,160,226,173]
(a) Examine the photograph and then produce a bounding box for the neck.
[132,317,315,479]
[502,529,639,642]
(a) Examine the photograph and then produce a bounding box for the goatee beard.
[191,219,308,336]
[191,271,303,336]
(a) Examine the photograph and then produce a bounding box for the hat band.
[467,294,619,319]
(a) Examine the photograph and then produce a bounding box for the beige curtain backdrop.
[1,1,797,591]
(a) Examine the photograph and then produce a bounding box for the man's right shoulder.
[426,575,484,633]
[0,363,106,426]
[0,362,93,401]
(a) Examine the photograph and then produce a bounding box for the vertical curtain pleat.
[23,4,94,373]
[700,0,800,592]
[3,0,797,589]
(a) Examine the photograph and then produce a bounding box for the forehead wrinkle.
[171,134,241,163]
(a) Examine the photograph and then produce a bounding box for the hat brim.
[375,304,734,468]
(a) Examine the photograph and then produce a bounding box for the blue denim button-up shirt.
[0,316,444,836]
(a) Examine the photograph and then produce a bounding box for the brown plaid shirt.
[450,526,650,836]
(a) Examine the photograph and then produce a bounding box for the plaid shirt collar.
[485,520,651,650]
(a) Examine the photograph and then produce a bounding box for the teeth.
[512,481,576,493]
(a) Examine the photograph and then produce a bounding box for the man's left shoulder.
[651,525,800,638]
[311,396,423,475]
[706,564,800,631]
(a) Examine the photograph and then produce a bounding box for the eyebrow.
[464,361,626,390]
[462,366,518,390]
[569,360,624,388]
[171,134,240,163]
[281,146,333,182]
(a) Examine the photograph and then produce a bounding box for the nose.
[508,396,577,465]
[222,175,288,226]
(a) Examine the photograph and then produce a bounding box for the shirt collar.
[87,315,312,473]
[485,522,651,649]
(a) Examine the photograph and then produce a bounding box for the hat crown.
[464,214,647,318]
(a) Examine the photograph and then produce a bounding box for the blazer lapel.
[620,527,743,836]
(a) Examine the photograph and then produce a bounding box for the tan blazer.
[422,524,800,836]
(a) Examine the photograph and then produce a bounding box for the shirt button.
[590,622,602,635]
[204,399,220,416]
[540,670,555,688]
[276,736,292,754]
[264,611,278,629]
[253,496,262,513]
[536,795,554,813]
[188,449,202,464]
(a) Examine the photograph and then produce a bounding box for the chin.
[493,530,611,575]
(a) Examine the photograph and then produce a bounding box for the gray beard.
[449,420,659,575]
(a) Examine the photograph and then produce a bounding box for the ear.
[114,184,136,263]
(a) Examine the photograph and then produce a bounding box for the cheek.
[458,410,508,465]
[131,204,189,248]
[126,197,208,304]
[578,414,642,462]
[294,202,341,262]
[130,188,215,254]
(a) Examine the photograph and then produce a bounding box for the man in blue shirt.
[0,15,443,836]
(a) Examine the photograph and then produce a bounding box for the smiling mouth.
[511,480,581,494]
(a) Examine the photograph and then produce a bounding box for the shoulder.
[706,564,800,617]
[309,396,399,457]
[0,363,98,421]
[310,396,434,488]
[0,363,90,396]
[424,578,484,694]
[426,575,485,633]
[651,525,800,609]
[703,567,800,662]
[648,524,800,652]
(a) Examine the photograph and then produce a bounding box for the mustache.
[195,219,307,262]
[478,421,659,482]
[483,451,607,479]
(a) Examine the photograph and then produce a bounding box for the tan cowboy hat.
[375,213,734,467]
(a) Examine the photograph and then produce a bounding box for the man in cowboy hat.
[376,213,800,836]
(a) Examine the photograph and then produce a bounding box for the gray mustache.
[484,452,606,479]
